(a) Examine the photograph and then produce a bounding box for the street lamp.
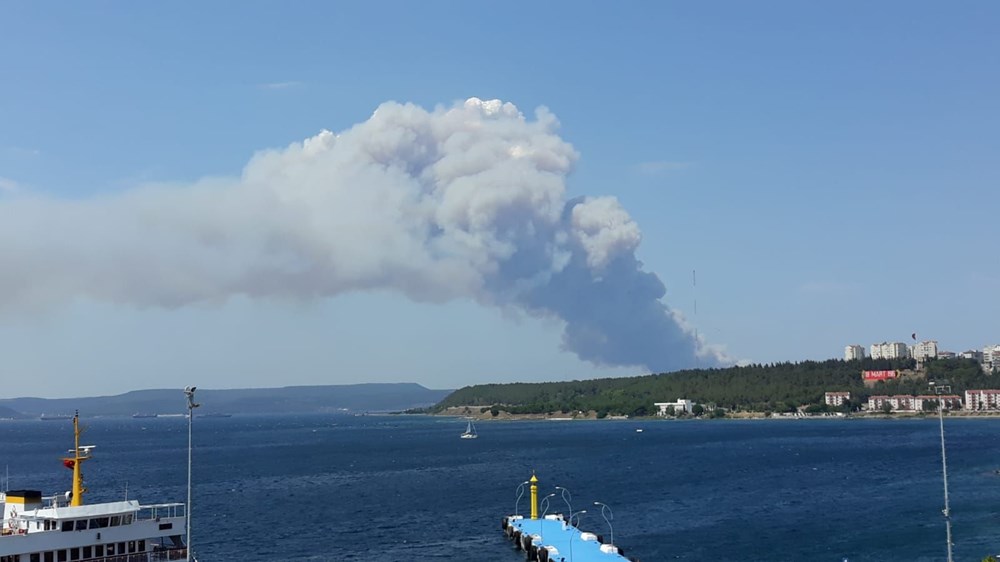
[539,493,556,540]
[514,481,529,517]
[555,486,573,521]
[594,501,614,546]
[569,510,587,562]
[183,386,199,562]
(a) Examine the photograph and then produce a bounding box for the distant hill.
[0,383,451,417]
[431,358,987,417]
[0,405,27,419]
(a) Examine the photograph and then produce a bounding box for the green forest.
[430,357,991,417]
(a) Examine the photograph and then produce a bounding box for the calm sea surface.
[3,414,1000,561]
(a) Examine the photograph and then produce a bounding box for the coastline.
[434,405,1000,421]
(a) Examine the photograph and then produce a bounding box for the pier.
[501,475,632,562]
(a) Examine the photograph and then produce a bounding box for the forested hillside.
[432,358,990,417]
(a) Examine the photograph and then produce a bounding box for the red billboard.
[863,370,898,381]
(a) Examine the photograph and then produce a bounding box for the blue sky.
[1,2,997,398]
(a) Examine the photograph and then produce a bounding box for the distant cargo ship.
[198,413,232,418]
[39,414,73,421]
[131,413,158,419]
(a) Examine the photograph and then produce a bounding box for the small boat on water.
[460,418,478,439]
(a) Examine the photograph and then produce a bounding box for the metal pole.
[540,494,555,540]
[939,396,953,562]
[184,386,199,562]
[594,501,614,546]
[555,486,573,521]
[569,510,586,562]
[515,481,528,517]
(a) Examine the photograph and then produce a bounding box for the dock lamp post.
[184,386,200,562]
[515,481,529,517]
[539,493,556,540]
[555,486,573,522]
[569,510,587,562]
[594,501,614,547]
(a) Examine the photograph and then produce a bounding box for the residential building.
[912,341,938,362]
[871,342,911,360]
[965,389,1000,411]
[914,394,962,411]
[984,345,1000,374]
[960,349,984,362]
[938,351,956,360]
[868,394,961,411]
[844,345,866,361]
[824,392,851,407]
[655,399,694,416]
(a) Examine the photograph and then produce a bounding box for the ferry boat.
[0,413,190,562]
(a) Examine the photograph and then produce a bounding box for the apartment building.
[871,342,911,360]
[965,389,1000,411]
[844,345,866,361]
[824,392,851,407]
[912,341,938,362]
[867,394,961,411]
[984,345,1000,374]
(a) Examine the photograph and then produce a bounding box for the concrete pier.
[502,514,630,562]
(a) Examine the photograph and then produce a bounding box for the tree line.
[428,357,990,417]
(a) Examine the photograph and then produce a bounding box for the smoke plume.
[0,98,726,372]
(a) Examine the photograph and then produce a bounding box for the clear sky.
[1,2,997,398]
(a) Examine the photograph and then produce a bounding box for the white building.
[965,389,1000,411]
[871,342,911,360]
[655,399,694,416]
[824,392,851,407]
[869,394,961,411]
[844,345,866,361]
[912,341,938,362]
[914,394,962,411]
[984,345,1000,374]
[961,349,984,362]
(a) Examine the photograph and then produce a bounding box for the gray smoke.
[0,98,726,372]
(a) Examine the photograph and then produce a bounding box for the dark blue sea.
[3,415,1000,561]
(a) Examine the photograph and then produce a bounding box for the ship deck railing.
[149,548,189,561]
[137,503,186,521]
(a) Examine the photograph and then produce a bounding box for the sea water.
[2,415,999,561]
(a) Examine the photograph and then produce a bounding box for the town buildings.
[845,339,1000,374]
[866,394,962,412]
[844,345,866,361]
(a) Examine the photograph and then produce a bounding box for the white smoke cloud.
[0,98,727,372]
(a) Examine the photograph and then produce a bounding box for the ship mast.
[62,411,93,506]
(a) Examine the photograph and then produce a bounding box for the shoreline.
[432,406,1000,421]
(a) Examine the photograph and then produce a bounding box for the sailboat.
[461,418,478,439]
